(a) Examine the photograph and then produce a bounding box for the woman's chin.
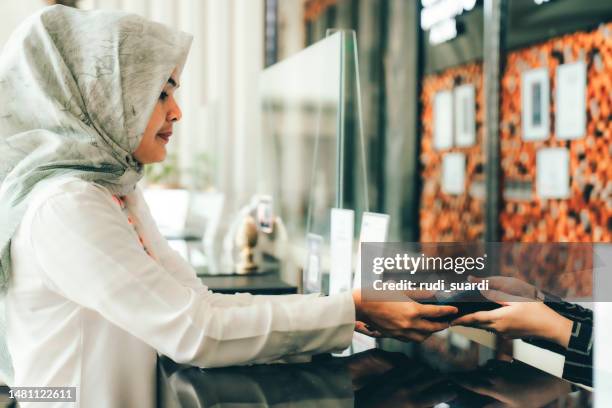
[154,150,167,163]
[141,150,166,164]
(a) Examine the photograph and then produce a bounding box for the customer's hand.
[352,289,458,343]
[451,290,573,347]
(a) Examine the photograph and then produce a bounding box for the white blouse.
[7,177,355,408]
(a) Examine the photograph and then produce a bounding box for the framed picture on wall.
[434,90,453,150]
[556,61,586,140]
[454,84,476,147]
[441,153,466,195]
[536,147,570,199]
[521,68,550,141]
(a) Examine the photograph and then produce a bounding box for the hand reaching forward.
[352,289,458,343]
[451,289,573,347]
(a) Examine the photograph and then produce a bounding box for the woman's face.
[133,70,182,164]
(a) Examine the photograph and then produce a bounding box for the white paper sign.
[536,147,570,199]
[454,84,476,147]
[329,208,354,295]
[434,90,453,150]
[442,153,466,195]
[353,212,390,289]
[352,212,390,352]
[521,68,550,141]
[556,61,586,140]
[304,233,323,293]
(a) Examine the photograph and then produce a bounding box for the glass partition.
[258,32,342,245]
[257,30,368,287]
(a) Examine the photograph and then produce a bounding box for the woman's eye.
[159,91,169,101]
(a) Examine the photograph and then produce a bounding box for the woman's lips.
[156,132,172,143]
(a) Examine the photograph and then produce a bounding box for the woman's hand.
[450,290,573,347]
[355,321,383,337]
[352,289,458,343]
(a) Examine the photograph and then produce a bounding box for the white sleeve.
[28,183,356,368]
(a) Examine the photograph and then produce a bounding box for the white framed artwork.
[521,68,550,141]
[536,147,570,199]
[556,61,586,140]
[441,153,466,195]
[454,84,476,147]
[434,90,453,150]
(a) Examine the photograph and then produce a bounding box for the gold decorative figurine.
[235,215,259,274]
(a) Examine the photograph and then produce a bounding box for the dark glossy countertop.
[199,271,297,295]
[166,240,298,295]
[156,348,592,408]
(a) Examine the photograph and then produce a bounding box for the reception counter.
[156,348,591,407]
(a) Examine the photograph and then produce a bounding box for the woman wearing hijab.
[0,5,457,407]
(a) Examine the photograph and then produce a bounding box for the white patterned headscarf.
[0,5,192,381]
[0,5,192,288]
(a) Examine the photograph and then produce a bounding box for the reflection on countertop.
[157,349,591,408]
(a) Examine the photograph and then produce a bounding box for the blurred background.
[2,0,608,244]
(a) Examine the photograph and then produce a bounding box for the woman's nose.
[167,99,182,122]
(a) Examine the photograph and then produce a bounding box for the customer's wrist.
[554,315,573,348]
[542,309,573,348]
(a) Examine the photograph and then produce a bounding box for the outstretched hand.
[450,289,573,347]
[353,289,458,343]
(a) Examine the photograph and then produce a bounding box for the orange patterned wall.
[304,0,338,22]
[500,23,612,243]
[420,63,485,242]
